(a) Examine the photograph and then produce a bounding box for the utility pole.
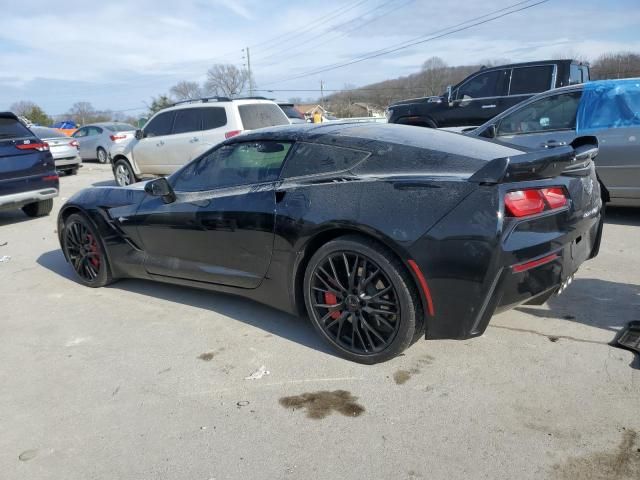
[244,47,254,96]
[320,80,325,109]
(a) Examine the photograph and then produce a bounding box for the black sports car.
[57,123,603,363]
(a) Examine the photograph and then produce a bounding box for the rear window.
[201,107,227,130]
[0,117,33,139]
[31,127,63,138]
[238,104,289,130]
[509,65,554,95]
[111,123,136,132]
[281,142,369,178]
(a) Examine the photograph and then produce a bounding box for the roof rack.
[232,96,270,100]
[171,96,232,107]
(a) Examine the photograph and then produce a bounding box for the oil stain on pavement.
[279,390,365,419]
[553,428,639,479]
[197,347,224,361]
[393,354,435,385]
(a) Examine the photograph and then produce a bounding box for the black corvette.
[57,123,603,363]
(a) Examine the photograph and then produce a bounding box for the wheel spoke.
[313,303,343,311]
[365,307,398,316]
[327,256,346,291]
[313,271,342,296]
[352,315,368,352]
[326,311,348,331]
[368,285,392,300]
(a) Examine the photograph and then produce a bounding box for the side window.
[172,108,202,135]
[281,142,369,178]
[457,70,508,100]
[569,64,582,85]
[72,128,87,138]
[509,65,554,95]
[497,92,582,136]
[86,127,99,136]
[144,111,175,138]
[201,107,227,130]
[172,141,292,192]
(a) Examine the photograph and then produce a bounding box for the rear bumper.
[55,155,82,168]
[0,187,59,210]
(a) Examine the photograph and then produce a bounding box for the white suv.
[109,97,290,186]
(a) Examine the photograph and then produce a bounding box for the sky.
[1,0,639,118]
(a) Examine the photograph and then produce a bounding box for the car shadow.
[37,249,335,357]
[0,210,35,227]
[517,278,640,369]
[604,206,640,226]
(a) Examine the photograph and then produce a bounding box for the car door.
[162,107,204,173]
[577,82,640,201]
[132,140,293,288]
[502,64,556,112]
[443,68,510,127]
[133,110,175,174]
[72,127,91,158]
[492,90,583,150]
[82,127,102,159]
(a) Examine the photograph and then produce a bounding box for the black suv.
[0,112,59,218]
[387,59,590,128]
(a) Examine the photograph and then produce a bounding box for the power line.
[262,0,549,86]
[254,0,406,66]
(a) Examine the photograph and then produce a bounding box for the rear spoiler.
[470,136,599,184]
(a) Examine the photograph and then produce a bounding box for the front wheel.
[96,147,108,164]
[303,235,422,364]
[62,213,113,287]
[113,158,138,187]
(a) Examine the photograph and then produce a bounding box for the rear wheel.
[113,158,138,187]
[62,213,113,287]
[303,235,421,364]
[97,147,108,164]
[22,199,53,217]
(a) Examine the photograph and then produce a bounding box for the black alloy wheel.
[304,236,421,364]
[62,213,112,287]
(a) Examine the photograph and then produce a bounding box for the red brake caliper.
[87,234,100,269]
[324,292,341,320]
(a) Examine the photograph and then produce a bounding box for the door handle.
[481,104,497,109]
[189,137,199,143]
[156,140,165,147]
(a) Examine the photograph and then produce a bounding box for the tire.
[96,147,108,164]
[61,213,113,287]
[113,158,138,187]
[303,235,423,364]
[22,198,53,217]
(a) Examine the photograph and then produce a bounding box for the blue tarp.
[51,120,78,129]
[577,78,640,133]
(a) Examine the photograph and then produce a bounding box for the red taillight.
[43,175,59,182]
[541,187,568,209]
[69,140,79,148]
[16,142,49,152]
[225,130,242,139]
[110,134,126,141]
[504,187,568,217]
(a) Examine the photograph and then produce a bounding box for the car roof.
[0,111,20,120]
[232,122,523,161]
[159,97,278,114]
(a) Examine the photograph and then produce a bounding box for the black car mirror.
[135,129,144,140]
[144,177,176,204]
[485,124,497,139]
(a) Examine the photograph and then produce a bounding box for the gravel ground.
[1,163,639,480]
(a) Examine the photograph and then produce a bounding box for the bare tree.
[421,57,449,96]
[170,81,203,100]
[205,64,249,97]
[591,52,640,79]
[10,101,53,125]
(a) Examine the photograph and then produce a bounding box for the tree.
[148,95,173,115]
[421,57,449,96]
[10,101,52,126]
[591,52,640,80]
[170,81,203,101]
[67,101,96,125]
[205,64,249,97]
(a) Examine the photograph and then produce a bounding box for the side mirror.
[135,129,144,140]
[144,177,176,204]
[446,85,453,105]
[486,124,497,139]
